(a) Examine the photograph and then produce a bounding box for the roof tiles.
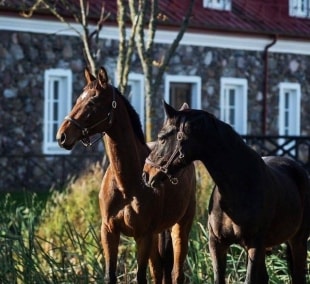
[1,0,310,39]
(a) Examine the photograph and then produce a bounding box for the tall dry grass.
[0,161,309,283]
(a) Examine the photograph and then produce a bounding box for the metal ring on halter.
[177,131,183,140]
[169,176,179,185]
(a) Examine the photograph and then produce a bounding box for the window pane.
[284,91,290,109]
[229,109,235,126]
[53,102,58,120]
[53,123,58,140]
[229,89,235,106]
[53,81,59,100]
[170,83,191,109]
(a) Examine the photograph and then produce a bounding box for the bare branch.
[20,0,43,18]
[22,0,110,74]
[21,0,82,37]
[130,0,147,64]
[116,0,127,91]
[116,0,140,94]
[145,0,157,53]
[154,0,195,89]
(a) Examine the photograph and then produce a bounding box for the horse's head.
[143,101,205,188]
[56,67,117,150]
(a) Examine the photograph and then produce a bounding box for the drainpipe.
[262,35,278,135]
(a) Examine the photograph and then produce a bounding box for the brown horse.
[143,101,310,284]
[56,68,196,284]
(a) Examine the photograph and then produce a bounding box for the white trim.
[43,68,72,154]
[1,16,310,55]
[220,77,248,135]
[278,82,301,135]
[164,75,201,109]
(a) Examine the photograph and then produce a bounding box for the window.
[127,74,145,131]
[278,82,301,156]
[289,0,310,18]
[203,0,231,11]
[220,78,248,134]
[165,75,201,110]
[43,69,72,154]
[278,82,301,136]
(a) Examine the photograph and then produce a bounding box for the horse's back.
[263,156,310,198]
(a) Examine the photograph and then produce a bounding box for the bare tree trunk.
[129,0,195,141]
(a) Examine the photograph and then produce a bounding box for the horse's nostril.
[60,133,66,145]
[142,171,148,183]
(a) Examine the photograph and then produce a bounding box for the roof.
[1,0,310,39]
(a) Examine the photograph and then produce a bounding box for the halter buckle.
[177,131,183,140]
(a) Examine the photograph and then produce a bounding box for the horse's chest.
[121,200,153,235]
[208,210,242,241]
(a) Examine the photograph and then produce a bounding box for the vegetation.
[0,162,309,283]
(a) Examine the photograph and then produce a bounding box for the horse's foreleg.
[136,235,154,284]
[170,225,186,284]
[208,231,228,284]
[101,224,120,284]
[148,233,165,284]
[160,230,173,284]
[245,246,268,284]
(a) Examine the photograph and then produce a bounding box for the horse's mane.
[212,113,261,159]
[117,89,146,145]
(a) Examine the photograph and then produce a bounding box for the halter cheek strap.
[65,85,117,147]
[145,116,186,185]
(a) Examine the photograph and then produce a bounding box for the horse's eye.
[158,137,165,144]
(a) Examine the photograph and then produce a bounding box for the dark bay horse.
[143,101,310,284]
[56,68,196,284]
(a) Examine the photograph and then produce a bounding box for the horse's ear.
[97,66,109,89]
[163,100,177,119]
[84,68,96,84]
[179,102,189,111]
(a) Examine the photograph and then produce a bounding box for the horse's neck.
[104,114,148,194]
[200,126,265,196]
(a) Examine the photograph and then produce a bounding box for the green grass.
[0,161,309,283]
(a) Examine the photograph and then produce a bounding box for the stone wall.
[162,45,310,136]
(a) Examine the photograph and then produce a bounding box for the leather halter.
[65,85,117,147]
[145,116,186,185]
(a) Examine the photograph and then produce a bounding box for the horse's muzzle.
[142,169,166,188]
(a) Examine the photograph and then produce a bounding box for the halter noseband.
[65,85,117,147]
[145,116,186,185]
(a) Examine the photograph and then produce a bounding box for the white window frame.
[203,0,231,11]
[289,0,310,18]
[164,75,201,110]
[127,73,145,131]
[220,77,248,135]
[43,69,72,154]
[278,82,301,136]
